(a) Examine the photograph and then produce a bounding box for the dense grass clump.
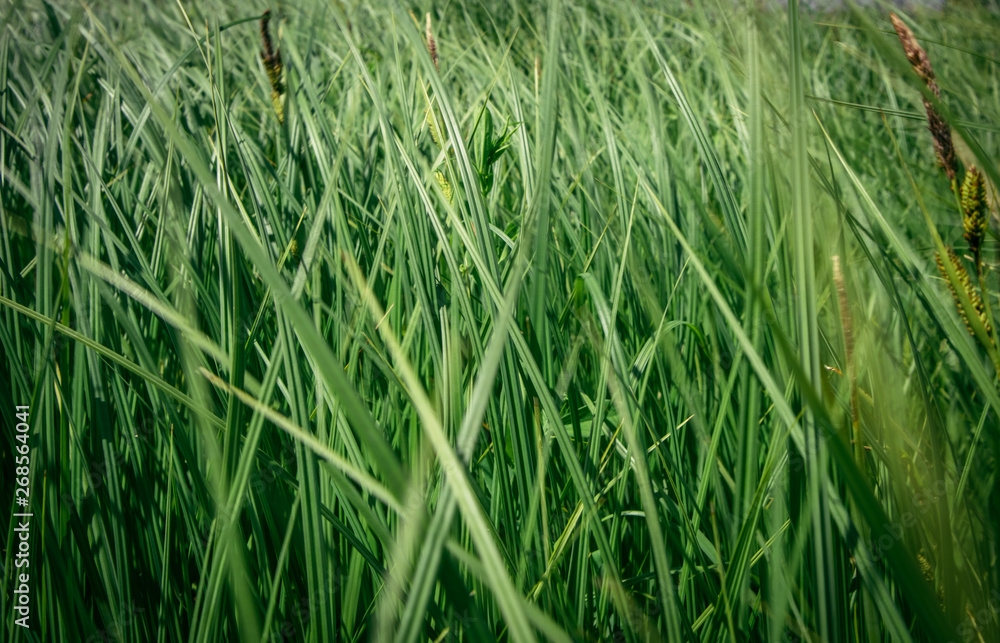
[2,1,999,641]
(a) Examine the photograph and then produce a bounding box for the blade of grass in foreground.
[787,2,841,641]
[79,4,408,498]
[341,252,539,643]
[639,176,954,642]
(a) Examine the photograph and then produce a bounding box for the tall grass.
[1,1,998,641]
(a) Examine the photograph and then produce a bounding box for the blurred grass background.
[1,0,999,641]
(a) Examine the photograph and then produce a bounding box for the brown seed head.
[259,10,284,122]
[890,13,936,89]
[261,11,274,56]
[890,13,956,182]
[426,13,438,71]
[924,98,957,182]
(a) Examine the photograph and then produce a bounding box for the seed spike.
[936,247,991,338]
[962,166,988,267]
[260,9,284,123]
[890,13,957,182]
[426,13,438,71]
[260,10,275,59]
[435,171,452,202]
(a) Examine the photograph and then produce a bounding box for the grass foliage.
[2,0,1000,641]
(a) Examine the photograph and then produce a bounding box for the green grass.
[1,0,999,641]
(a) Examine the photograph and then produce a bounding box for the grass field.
[1,0,999,641]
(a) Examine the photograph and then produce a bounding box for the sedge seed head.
[260,11,275,59]
[260,10,284,123]
[925,97,957,182]
[890,13,936,88]
[435,171,452,202]
[890,13,956,182]
[426,105,441,147]
[917,552,934,585]
[962,166,988,257]
[426,13,438,71]
[937,247,991,337]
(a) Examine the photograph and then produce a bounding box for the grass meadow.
[2,0,999,641]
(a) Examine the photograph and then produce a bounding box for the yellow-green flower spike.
[435,171,452,202]
[426,105,441,148]
[962,165,988,262]
[937,247,991,337]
